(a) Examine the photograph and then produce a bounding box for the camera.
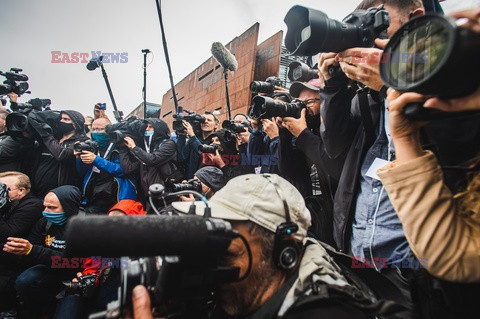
[105,117,146,144]
[74,140,99,153]
[6,109,60,138]
[284,5,389,56]
[250,96,305,119]
[10,98,51,112]
[0,68,30,96]
[172,106,206,133]
[198,143,219,154]
[222,119,250,134]
[379,14,480,120]
[98,103,107,110]
[61,274,97,297]
[170,179,203,193]
[288,61,319,82]
[250,76,283,94]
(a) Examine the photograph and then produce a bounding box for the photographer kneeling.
[178,166,226,202]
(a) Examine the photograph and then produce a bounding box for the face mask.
[144,131,154,137]
[42,211,68,226]
[58,122,75,135]
[91,132,110,151]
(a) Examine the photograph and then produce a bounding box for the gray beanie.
[195,166,226,193]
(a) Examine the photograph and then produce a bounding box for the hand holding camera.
[124,136,136,149]
[79,151,96,165]
[282,108,308,137]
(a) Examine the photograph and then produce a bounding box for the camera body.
[172,106,206,133]
[98,103,107,110]
[169,179,203,193]
[0,68,30,96]
[105,117,146,144]
[74,140,99,153]
[198,143,219,154]
[222,120,250,134]
[250,96,306,119]
[61,274,97,297]
[250,76,284,94]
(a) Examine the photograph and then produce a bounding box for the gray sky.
[0,0,476,120]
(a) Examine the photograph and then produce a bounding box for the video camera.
[61,274,97,297]
[250,76,284,95]
[105,117,146,144]
[6,108,60,139]
[0,68,30,97]
[250,95,305,119]
[65,211,244,318]
[172,106,206,133]
[221,119,250,134]
[74,140,99,154]
[10,98,51,112]
[284,5,389,56]
[379,14,480,120]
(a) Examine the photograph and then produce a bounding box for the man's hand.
[282,109,308,137]
[124,137,136,149]
[182,121,195,137]
[262,118,279,139]
[424,87,480,112]
[337,47,384,91]
[3,237,32,255]
[235,131,250,145]
[451,8,480,33]
[7,92,18,103]
[80,151,96,164]
[128,285,153,319]
[318,52,338,81]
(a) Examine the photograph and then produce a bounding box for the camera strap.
[358,90,376,147]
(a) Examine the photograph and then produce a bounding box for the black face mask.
[58,122,75,135]
[306,114,320,129]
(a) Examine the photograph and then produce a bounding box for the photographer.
[3,185,82,318]
[176,112,218,179]
[31,110,87,198]
[137,174,385,318]
[178,166,226,202]
[119,118,177,210]
[76,118,137,215]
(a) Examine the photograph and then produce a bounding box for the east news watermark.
[51,51,128,64]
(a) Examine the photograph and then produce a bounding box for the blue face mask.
[144,131,154,137]
[42,211,68,226]
[91,132,111,151]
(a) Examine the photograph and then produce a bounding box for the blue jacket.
[76,149,137,206]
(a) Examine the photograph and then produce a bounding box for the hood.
[145,118,170,143]
[107,199,147,216]
[49,185,81,217]
[61,110,86,135]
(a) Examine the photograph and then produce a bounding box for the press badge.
[92,166,101,173]
[365,158,390,181]
[255,166,262,174]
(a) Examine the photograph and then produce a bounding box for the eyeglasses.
[300,98,320,106]
[91,128,106,132]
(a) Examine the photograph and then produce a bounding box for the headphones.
[263,175,301,270]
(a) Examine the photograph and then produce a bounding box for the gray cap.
[173,174,311,240]
[195,166,225,192]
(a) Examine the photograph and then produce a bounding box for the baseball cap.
[172,174,311,240]
[289,78,323,98]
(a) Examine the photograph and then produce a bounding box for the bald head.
[92,118,111,133]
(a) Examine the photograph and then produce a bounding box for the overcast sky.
[0,0,476,121]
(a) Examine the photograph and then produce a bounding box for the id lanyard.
[144,135,153,153]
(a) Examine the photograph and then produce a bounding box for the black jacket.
[0,135,35,174]
[31,110,87,198]
[320,75,480,252]
[0,192,43,244]
[119,119,177,202]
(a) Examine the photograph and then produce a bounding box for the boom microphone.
[64,215,236,257]
[141,49,151,53]
[211,42,238,72]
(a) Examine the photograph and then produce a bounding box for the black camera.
[198,143,219,154]
[170,179,203,193]
[288,61,319,82]
[6,109,60,138]
[222,119,250,134]
[61,274,97,297]
[105,117,146,143]
[284,5,389,56]
[379,14,480,120]
[0,68,30,96]
[250,96,305,119]
[74,140,99,153]
[250,76,283,94]
[172,106,206,132]
[10,98,51,112]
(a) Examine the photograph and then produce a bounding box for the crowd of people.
[0,0,480,318]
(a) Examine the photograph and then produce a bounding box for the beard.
[217,259,279,316]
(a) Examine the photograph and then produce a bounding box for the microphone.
[211,42,238,72]
[86,57,103,71]
[64,215,236,257]
[141,49,151,53]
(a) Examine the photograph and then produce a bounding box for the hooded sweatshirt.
[32,110,87,198]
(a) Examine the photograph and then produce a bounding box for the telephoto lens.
[250,96,305,119]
